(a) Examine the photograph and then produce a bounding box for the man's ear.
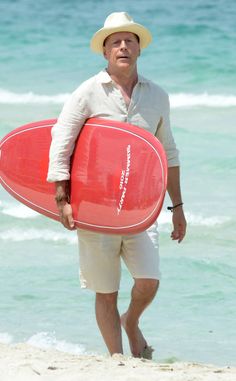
[103,47,108,60]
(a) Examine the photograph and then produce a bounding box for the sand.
[0,343,235,381]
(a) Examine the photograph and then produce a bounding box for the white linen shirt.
[47,70,179,182]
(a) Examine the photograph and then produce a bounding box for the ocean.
[0,0,236,366]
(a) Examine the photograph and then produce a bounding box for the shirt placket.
[113,82,139,123]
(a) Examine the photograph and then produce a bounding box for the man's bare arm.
[167,166,187,243]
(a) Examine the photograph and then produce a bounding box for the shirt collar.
[97,70,148,85]
[97,70,112,84]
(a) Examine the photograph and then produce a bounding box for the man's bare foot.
[120,313,153,359]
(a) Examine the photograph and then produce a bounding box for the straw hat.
[90,12,152,53]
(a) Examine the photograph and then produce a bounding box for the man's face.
[103,32,140,70]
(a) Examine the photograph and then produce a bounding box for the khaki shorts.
[77,229,160,293]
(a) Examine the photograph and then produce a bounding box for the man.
[47,12,187,358]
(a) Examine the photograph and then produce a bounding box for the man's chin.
[116,61,131,68]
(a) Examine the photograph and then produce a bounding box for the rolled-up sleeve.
[47,90,89,182]
[156,93,180,167]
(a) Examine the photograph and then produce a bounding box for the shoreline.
[1,343,235,381]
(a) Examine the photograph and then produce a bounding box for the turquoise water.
[0,0,236,366]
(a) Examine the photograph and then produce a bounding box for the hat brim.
[90,23,152,53]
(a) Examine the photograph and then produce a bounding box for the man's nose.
[120,40,128,49]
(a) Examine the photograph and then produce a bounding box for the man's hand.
[57,201,76,230]
[54,180,76,230]
[171,207,186,243]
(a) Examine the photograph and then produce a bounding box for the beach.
[1,343,235,381]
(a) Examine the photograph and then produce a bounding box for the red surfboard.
[0,118,167,234]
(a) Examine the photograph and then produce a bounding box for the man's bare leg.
[95,291,123,355]
[121,279,159,358]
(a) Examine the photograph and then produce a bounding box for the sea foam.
[1,201,39,219]
[0,211,231,244]
[0,88,69,105]
[0,228,77,244]
[158,211,231,227]
[0,331,87,355]
[1,88,236,108]
[170,92,236,108]
[0,332,13,345]
[27,332,86,355]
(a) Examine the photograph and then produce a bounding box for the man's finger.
[68,214,75,229]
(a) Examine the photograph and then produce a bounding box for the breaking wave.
[1,88,236,108]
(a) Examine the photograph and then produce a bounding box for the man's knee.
[134,278,159,299]
[96,291,118,307]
